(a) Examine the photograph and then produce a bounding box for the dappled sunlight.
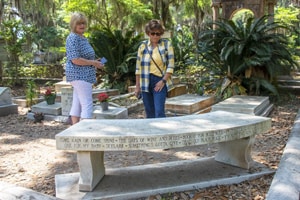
[174,151,199,160]
[0,133,25,145]
[42,120,65,127]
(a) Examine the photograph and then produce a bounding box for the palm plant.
[89,29,143,93]
[198,15,298,100]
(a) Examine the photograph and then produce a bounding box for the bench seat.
[56,110,271,192]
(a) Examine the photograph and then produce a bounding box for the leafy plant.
[0,19,28,85]
[26,79,38,107]
[198,15,299,100]
[274,6,300,57]
[172,25,196,72]
[32,26,64,51]
[89,29,143,93]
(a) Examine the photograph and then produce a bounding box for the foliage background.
[0,0,299,97]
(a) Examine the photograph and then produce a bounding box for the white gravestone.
[61,86,73,116]
[0,87,18,116]
[0,87,13,105]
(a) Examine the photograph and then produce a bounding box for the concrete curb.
[266,109,300,200]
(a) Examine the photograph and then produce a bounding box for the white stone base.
[0,104,18,116]
[55,158,274,200]
[31,101,62,115]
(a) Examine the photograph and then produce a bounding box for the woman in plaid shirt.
[135,19,175,118]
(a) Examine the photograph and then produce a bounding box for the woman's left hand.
[93,60,104,69]
[154,80,165,92]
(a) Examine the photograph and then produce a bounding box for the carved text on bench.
[58,125,261,150]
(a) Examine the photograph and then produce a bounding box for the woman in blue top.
[65,12,105,125]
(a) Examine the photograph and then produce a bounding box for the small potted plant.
[97,92,109,111]
[44,88,56,105]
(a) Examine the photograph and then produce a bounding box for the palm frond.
[198,14,298,97]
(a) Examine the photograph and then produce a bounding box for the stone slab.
[261,104,274,117]
[165,94,215,114]
[0,104,18,116]
[12,96,45,108]
[211,95,270,115]
[126,101,144,114]
[55,158,274,200]
[278,79,300,86]
[31,101,62,115]
[167,84,187,98]
[93,106,128,119]
[109,93,144,114]
[56,111,271,151]
[0,181,59,200]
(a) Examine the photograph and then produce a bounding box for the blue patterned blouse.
[65,32,96,84]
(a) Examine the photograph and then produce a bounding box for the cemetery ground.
[1,86,300,199]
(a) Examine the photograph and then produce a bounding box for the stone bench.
[55,110,271,192]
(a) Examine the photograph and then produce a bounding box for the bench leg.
[215,136,255,169]
[77,151,105,192]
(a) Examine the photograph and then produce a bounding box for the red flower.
[44,88,56,101]
[97,93,109,102]
[45,89,53,96]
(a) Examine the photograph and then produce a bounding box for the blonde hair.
[69,12,88,33]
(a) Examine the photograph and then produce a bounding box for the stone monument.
[212,0,277,25]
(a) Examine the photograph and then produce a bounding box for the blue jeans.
[142,74,167,118]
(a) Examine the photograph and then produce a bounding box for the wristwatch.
[162,79,167,84]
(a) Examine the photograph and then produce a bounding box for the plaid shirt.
[135,39,174,92]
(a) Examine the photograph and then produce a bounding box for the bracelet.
[162,79,167,84]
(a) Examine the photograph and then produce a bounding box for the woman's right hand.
[134,87,141,99]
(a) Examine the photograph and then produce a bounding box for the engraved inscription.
[57,127,256,150]
[56,117,270,151]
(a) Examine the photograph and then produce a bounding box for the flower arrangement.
[44,88,55,99]
[97,92,109,103]
[44,88,56,105]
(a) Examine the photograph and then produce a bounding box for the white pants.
[69,80,93,119]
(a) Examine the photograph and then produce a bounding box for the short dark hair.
[145,19,165,35]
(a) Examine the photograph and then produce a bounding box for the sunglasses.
[76,22,86,25]
[150,32,162,36]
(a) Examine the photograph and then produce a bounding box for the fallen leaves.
[1,89,300,199]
